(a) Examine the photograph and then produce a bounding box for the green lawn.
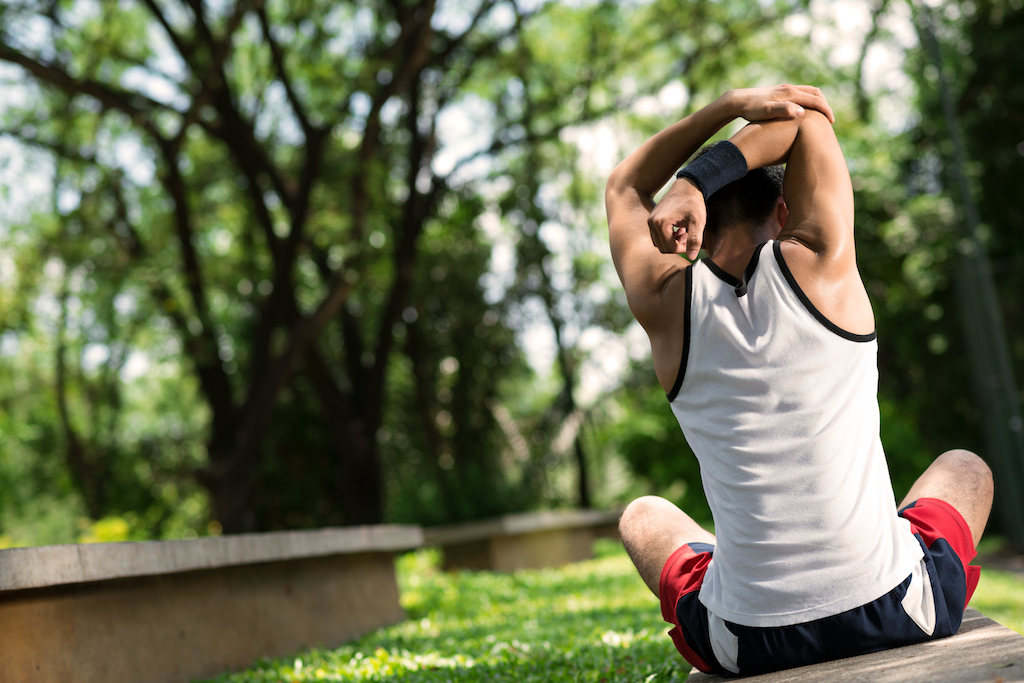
[971,567,1024,636]
[202,541,1024,683]
[203,540,686,682]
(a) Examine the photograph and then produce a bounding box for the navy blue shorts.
[659,498,980,677]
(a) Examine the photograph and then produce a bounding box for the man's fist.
[648,177,707,260]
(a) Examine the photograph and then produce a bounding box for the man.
[605,85,994,677]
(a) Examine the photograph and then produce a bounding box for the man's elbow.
[793,108,841,154]
[799,109,834,132]
[606,161,642,208]
[606,162,629,196]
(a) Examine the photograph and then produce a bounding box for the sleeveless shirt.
[667,240,923,628]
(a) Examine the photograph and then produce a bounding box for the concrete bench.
[687,608,1024,682]
[424,509,621,572]
[0,524,422,683]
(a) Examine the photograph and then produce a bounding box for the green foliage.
[601,374,710,524]
[3,0,626,535]
[0,0,823,541]
[862,0,1024,539]
[1,0,1021,544]
[381,194,528,526]
[877,398,934,502]
[203,541,687,683]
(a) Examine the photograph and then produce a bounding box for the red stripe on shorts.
[902,497,980,606]
[660,544,714,673]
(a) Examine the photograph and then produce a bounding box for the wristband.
[675,141,748,200]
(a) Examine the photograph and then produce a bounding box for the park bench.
[687,607,1024,682]
[424,508,621,572]
[0,524,422,683]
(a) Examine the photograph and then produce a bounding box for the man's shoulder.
[771,238,876,339]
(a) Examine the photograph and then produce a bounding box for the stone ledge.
[423,509,620,546]
[424,509,621,572]
[687,608,1024,683]
[0,524,423,592]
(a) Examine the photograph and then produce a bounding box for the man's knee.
[937,449,993,496]
[914,449,994,547]
[620,495,673,538]
[619,496,682,595]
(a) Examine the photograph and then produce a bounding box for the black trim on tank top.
[666,264,693,402]
[703,242,766,297]
[772,241,876,342]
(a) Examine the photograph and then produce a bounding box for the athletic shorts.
[659,497,981,678]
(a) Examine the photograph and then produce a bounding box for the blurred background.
[0,0,1021,548]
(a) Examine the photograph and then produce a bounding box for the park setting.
[0,0,1023,680]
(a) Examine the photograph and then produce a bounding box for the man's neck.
[705,224,775,279]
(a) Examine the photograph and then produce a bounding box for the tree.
[2,0,550,532]
[914,0,1024,546]
[2,0,874,539]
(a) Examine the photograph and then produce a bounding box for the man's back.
[668,241,922,626]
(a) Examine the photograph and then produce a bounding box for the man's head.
[693,142,785,237]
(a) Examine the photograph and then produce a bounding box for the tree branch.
[349,0,437,248]
[256,3,315,141]
[0,42,172,137]
[137,0,196,72]
[223,275,354,479]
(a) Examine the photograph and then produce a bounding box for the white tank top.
[668,241,923,628]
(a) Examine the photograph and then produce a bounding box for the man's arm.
[649,107,872,335]
[604,99,731,332]
[733,111,854,257]
[606,85,835,335]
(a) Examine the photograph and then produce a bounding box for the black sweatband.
[675,141,748,200]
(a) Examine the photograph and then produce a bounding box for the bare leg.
[619,495,716,597]
[898,449,993,549]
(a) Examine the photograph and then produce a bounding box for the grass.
[970,536,1024,636]
[202,540,686,682]
[971,568,1024,636]
[201,540,1024,683]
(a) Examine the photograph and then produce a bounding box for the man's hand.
[646,85,835,258]
[648,177,706,260]
[726,84,835,124]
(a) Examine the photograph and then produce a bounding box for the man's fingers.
[784,85,834,122]
[649,180,706,254]
[738,84,834,124]
[685,224,704,260]
[648,218,676,254]
[666,224,689,255]
[649,212,687,254]
[768,101,806,119]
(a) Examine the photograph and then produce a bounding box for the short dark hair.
[692,142,784,235]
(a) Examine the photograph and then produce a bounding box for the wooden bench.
[0,524,422,683]
[687,608,1024,682]
[424,509,621,572]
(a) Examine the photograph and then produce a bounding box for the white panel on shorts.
[900,557,936,636]
[708,612,740,675]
